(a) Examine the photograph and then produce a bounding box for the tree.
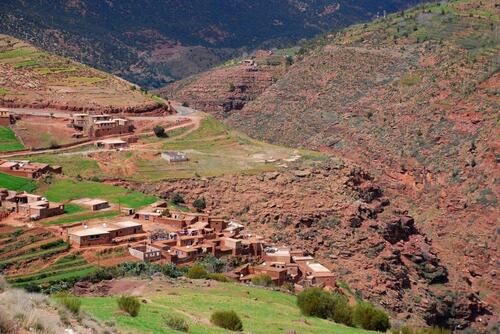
[153,125,167,138]
[193,197,206,212]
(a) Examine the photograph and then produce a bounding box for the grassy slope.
[81,282,373,334]
[43,178,156,208]
[0,172,37,192]
[0,126,24,152]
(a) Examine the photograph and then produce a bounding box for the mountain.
[162,0,499,329]
[0,0,422,88]
[0,34,166,113]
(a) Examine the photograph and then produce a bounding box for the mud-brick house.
[72,198,110,211]
[161,151,188,162]
[295,261,336,289]
[253,263,288,286]
[95,139,128,150]
[0,160,62,179]
[0,109,15,126]
[129,244,162,262]
[1,192,64,220]
[69,221,143,247]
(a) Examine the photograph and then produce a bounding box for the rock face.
[116,157,488,329]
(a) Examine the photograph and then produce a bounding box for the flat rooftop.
[307,263,331,273]
[70,227,110,237]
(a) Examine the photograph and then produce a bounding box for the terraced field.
[7,254,96,288]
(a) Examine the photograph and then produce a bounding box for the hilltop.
[0,0,422,88]
[0,34,166,114]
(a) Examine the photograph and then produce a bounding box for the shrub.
[117,295,140,317]
[353,302,390,332]
[297,288,335,319]
[182,102,189,107]
[171,193,185,205]
[54,293,81,315]
[330,293,353,327]
[199,255,225,273]
[0,308,15,334]
[210,310,243,331]
[153,125,166,138]
[208,273,229,282]
[164,314,189,332]
[251,274,274,287]
[186,264,208,279]
[192,197,206,212]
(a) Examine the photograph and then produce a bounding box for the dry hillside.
[151,1,499,331]
[0,34,166,114]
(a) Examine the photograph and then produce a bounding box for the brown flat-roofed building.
[0,160,62,179]
[129,244,162,262]
[69,221,143,247]
[72,198,110,211]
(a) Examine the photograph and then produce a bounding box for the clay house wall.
[129,244,161,262]
[209,218,228,233]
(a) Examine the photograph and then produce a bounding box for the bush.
[153,125,167,138]
[117,295,141,317]
[330,293,353,327]
[54,293,81,315]
[199,255,225,273]
[171,193,185,205]
[251,274,274,287]
[164,314,189,332]
[182,102,189,107]
[208,273,229,282]
[192,197,206,212]
[297,288,335,319]
[353,302,390,332]
[210,310,243,331]
[186,264,208,279]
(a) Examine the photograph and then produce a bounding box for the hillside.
[0,34,166,113]
[0,0,422,88]
[157,50,291,116]
[226,0,499,324]
[155,0,499,330]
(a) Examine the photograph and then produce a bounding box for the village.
[0,157,336,291]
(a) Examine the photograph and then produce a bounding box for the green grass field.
[0,173,37,192]
[0,126,24,152]
[80,282,374,334]
[25,153,101,178]
[43,179,156,208]
[43,210,120,226]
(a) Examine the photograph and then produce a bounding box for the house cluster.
[0,189,64,220]
[228,247,336,290]
[71,114,134,139]
[0,160,62,179]
[57,198,335,289]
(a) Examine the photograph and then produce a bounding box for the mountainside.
[0,34,166,113]
[157,50,291,116]
[0,0,422,88]
[162,0,499,329]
